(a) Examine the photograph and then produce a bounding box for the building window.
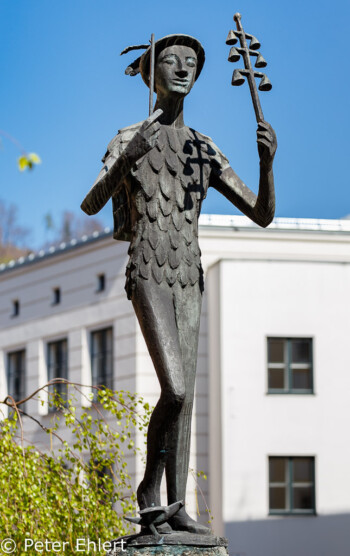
[52,287,61,305]
[47,339,68,409]
[96,274,105,292]
[91,327,113,397]
[7,350,26,407]
[12,299,20,317]
[269,457,315,515]
[267,338,313,393]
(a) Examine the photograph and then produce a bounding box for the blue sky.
[1,0,350,247]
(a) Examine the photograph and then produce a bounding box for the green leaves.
[18,152,41,172]
[0,130,42,172]
[0,386,151,552]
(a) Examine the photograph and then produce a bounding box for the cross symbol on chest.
[181,132,216,204]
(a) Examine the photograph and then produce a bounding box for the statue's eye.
[162,57,176,65]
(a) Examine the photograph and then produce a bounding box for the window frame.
[267,337,314,394]
[11,299,20,317]
[47,338,68,411]
[90,327,114,399]
[7,349,26,408]
[52,287,61,305]
[268,456,316,516]
[96,274,106,293]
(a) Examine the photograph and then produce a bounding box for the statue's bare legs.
[132,278,210,534]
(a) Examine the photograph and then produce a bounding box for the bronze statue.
[81,26,276,538]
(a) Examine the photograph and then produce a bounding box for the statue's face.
[155,45,197,97]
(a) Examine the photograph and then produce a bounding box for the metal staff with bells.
[226,12,272,123]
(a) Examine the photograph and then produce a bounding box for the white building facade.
[1,215,350,556]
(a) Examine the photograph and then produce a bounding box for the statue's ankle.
[137,480,160,509]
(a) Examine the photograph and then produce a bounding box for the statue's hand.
[257,121,277,168]
[125,109,162,166]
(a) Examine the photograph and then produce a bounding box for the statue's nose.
[175,69,188,78]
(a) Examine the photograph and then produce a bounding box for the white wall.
[208,255,350,556]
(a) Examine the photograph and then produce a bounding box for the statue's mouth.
[172,80,189,86]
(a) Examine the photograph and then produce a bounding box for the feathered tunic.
[103,122,229,299]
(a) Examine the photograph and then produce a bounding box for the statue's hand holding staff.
[257,120,277,169]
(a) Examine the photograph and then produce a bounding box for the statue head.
[139,34,205,95]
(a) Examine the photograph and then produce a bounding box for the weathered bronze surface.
[82,22,277,543]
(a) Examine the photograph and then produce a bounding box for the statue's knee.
[163,386,185,412]
[174,388,186,410]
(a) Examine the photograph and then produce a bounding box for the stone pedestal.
[106,532,228,556]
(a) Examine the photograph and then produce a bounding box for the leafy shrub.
[0,382,152,555]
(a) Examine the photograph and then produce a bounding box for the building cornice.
[1,215,350,275]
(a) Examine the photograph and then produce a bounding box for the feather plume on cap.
[120,44,149,76]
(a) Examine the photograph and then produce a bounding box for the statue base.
[106,532,228,556]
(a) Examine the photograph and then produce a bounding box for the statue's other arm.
[81,146,126,215]
[210,121,277,228]
[81,110,162,216]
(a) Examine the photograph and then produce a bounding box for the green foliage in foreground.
[0,387,152,555]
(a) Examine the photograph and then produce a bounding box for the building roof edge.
[1,215,350,274]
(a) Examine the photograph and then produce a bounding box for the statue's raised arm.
[210,119,276,228]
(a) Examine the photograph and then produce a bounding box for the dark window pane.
[53,288,60,304]
[293,486,313,510]
[106,329,112,351]
[292,368,312,390]
[269,458,287,483]
[12,300,20,316]
[61,340,67,363]
[268,339,285,363]
[47,340,68,409]
[7,350,26,402]
[293,458,313,482]
[91,328,113,396]
[291,340,311,364]
[97,274,105,292]
[268,368,285,389]
[270,487,287,510]
[91,360,98,383]
[48,340,68,380]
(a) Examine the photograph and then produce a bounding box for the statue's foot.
[141,522,172,535]
[155,523,173,534]
[158,522,173,533]
[168,509,211,535]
